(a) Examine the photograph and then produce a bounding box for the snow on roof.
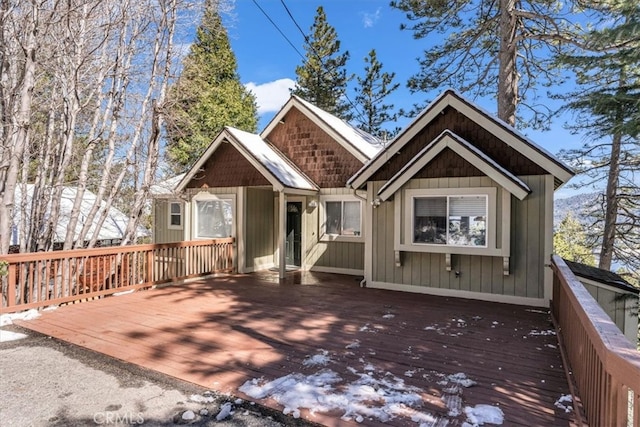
[292,96,383,159]
[150,173,185,196]
[11,185,149,246]
[226,127,317,191]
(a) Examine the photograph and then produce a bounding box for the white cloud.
[361,8,381,28]
[245,78,295,114]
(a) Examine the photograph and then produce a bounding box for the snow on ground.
[0,330,28,342]
[239,347,503,426]
[0,309,41,326]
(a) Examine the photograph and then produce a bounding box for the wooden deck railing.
[0,238,234,313]
[551,255,640,427]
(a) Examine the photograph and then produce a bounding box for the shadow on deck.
[17,271,581,426]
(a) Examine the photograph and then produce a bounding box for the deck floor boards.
[17,271,581,426]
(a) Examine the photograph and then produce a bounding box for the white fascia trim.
[348,90,574,189]
[367,281,549,308]
[446,96,574,184]
[378,131,530,201]
[262,97,370,164]
[294,100,370,164]
[283,187,319,196]
[260,97,296,138]
[175,130,228,192]
[348,91,454,189]
[176,127,317,194]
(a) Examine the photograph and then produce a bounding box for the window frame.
[398,187,505,256]
[167,201,183,230]
[192,192,236,240]
[319,195,365,242]
[412,194,488,248]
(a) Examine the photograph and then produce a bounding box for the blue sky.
[220,1,587,198]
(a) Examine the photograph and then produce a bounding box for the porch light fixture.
[307,199,318,209]
[371,198,381,208]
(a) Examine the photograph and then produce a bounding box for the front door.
[286,202,302,267]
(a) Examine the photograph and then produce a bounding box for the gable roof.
[150,173,185,197]
[564,259,639,295]
[377,130,531,201]
[12,185,149,245]
[175,127,318,195]
[348,89,574,190]
[261,95,382,163]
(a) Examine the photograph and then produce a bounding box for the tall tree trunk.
[599,123,622,270]
[599,65,628,271]
[0,2,38,254]
[497,0,518,127]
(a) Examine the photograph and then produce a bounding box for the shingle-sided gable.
[348,90,574,189]
[265,107,368,188]
[176,127,317,194]
[368,106,548,183]
[184,141,271,189]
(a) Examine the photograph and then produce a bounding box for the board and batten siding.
[306,188,365,274]
[581,281,638,344]
[244,188,275,270]
[370,175,549,301]
[153,199,186,243]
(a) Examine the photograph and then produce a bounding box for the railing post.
[7,263,17,307]
[146,250,154,283]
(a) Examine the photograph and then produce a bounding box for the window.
[322,197,363,240]
[168,201,183,229]
[195,198,233,238]
[413,195,487,247]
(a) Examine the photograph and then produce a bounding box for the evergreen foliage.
[390,0,581,128]
[353,49,400,142]
[554,0,639,277]
[292,6,352,120]
[165,0,258,172]
[553,214,596,266]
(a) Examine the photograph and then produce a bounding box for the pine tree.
[165,0,258,172]
[554,0,639,275]
[553,214,596,266]
[390,0,582,128]
[354,49,400,142]
[292,6,351,119]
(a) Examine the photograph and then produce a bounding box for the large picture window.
[195,198,233,238]
[413,195,487,247]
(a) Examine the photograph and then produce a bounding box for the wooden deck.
[16,271,581,426]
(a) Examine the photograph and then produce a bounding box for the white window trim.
[167,201,183,230]
[396,187,508,256]
[319,195,365,243]
[192,192,236,240]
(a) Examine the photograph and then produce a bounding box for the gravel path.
[0,325,318,427]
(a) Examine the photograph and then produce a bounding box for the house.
[154,90,574,307]
[563,259,638,343]
[11,184,149,251]
[153,95,382,278]
[348,90,574,307]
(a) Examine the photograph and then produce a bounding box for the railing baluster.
[551,255,640,427]
[1,238,234,312]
